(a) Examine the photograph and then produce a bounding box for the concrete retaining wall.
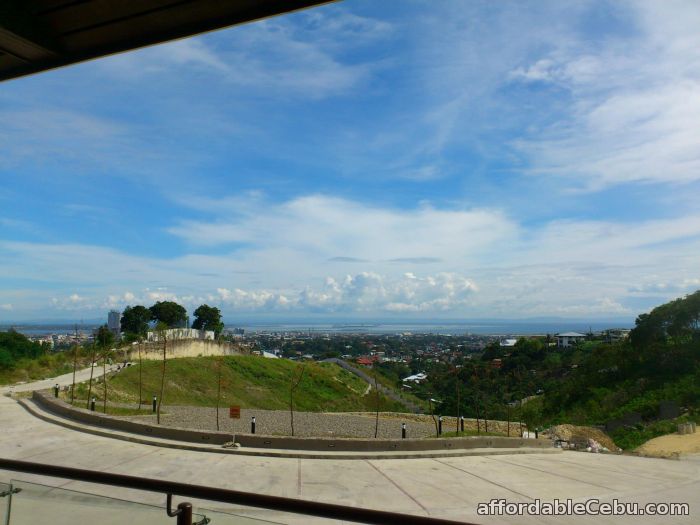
[32,391,233,445]
[124,339,240,361]
[234,433,553,452]
[33,391,553,452]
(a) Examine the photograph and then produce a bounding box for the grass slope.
[0,352,91,386]
[75,355,411,413]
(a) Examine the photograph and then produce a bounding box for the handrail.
[0,458,475,525]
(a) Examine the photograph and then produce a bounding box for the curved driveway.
[0,364,119,395]
[1,374,699,524]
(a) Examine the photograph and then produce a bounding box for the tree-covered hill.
[400,291,700,449]
[0,329,79,385]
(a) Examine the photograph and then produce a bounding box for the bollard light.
[152,395,157,413]
[438,416,443,435]
[90,397,96,411]
[251,416,256,434]
[54,384,59,398]
[460,416,464,433]
[401,423,406,439]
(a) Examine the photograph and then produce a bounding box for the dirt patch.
[635,430,700,458]
[549,424,620,452]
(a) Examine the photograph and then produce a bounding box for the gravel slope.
[125,406,520,439]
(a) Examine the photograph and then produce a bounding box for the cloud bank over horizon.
[1,1,699,322]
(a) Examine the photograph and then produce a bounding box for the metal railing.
[0,458,475,525]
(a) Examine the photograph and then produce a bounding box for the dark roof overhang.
[0,0,334,82]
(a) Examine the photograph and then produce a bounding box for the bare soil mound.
[635,431,700,458]
[549,424,620,452]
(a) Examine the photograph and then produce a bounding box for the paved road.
[1,393,698,524]
[0,364,120,395]
[324,358,423,413]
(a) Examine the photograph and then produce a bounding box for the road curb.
[16,397,561,460]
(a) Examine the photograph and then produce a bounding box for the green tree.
[0,348,13,370]
[120,305,151,337]
[87,325,113,410]
[0,329,44,368]
[155,321,169,424]
[192,304,224,336]
[520,397,545,435]
[149,301,187,328]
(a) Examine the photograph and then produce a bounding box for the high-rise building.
[107,310,121,337]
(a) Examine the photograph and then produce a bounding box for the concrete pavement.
[1,370,699,523]
[0,363,119,395]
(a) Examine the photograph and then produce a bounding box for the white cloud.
[510,1,700,189]
[168,194,515,267]
[0,304,12,311]
[3,190,698,318]
[98,8,387,99]
[509,58,559,82]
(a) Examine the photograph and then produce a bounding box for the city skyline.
[1,0,699,321]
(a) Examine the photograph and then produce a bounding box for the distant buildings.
[356,356,378,366]
[499,338,518,347]
[146,328,215,342]
[402,372,427,384]
[107,310,120,337]
[556,332,586,348]
[603,328,631,343]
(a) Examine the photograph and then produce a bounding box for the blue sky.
[1,0,699,322]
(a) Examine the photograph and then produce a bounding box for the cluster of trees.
[631,290,700,347]
[406,291,700,439]
[544,291,700,426]
[0,329,49,370]
[120,301,224,340]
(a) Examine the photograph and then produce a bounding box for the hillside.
[0,330,90,385]
[73,355,411,413]
[540,290,700,448]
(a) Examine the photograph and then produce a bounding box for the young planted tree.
[475,393,482,434]
[216,355,224,431]
[520,397,545,438]
[456,372,461,435]
[103,347,109,413]
[155,322,168,424]
[137,336,143,411]
[96,325,114,413]
[428,396,439,438]
[120,305,150,410]
[289,362,306,436]
[70,344,79,404]
[86,342,96,410]
[87,326,114,409]
[374,373,380,438]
